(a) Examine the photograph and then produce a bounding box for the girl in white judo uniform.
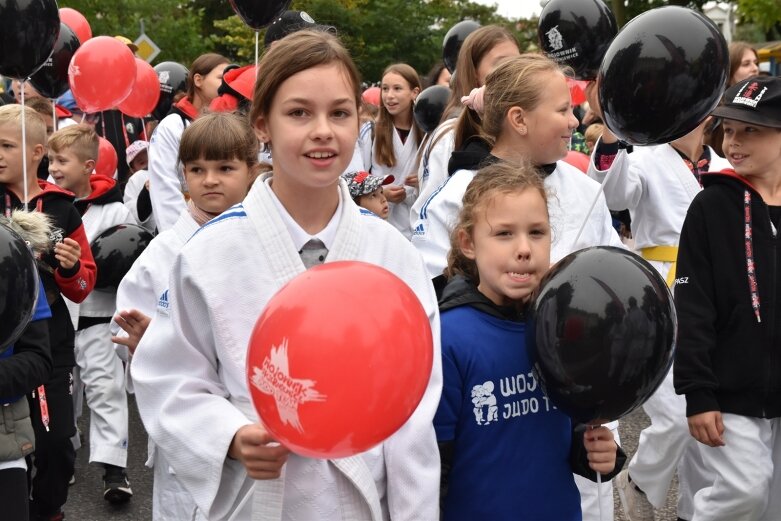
[410,54,624,521]
[585,91,731,521]
[348,63,422,238]
[112,112,260,520]
[131,31,442,521]
[410,25,520,227]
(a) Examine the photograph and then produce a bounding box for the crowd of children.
[0,10,779,521]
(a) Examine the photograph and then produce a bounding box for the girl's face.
[195,63,229,104]
[184,156,253,214]
[476,40,520,87]
[460,188,551,306]
[381,72,419,120]
[732,49,760,85]
[436,68,452,87]
[519,71,579,165]
[254,63,359,192]
[722,119,781,180]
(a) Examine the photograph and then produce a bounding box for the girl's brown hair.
[445,160,548,281]
[442,25,519,125]
[250,30,362,133]
[186,53,230,102]
[374,63,423,168]
[728,41,758,86]
[179,112,259,167]
[453,54,563,150]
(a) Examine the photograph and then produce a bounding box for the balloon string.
[80,112,86,124]
[101,110,107,137]
[254,31,259,68]
[51,98,57,133]
[21,79,29,211]
[573,154,618,247]
[590,424,605,521]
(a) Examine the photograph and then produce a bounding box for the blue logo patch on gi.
[157,289,170,315]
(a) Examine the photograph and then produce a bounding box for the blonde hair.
[250,30,361,133]
[0,104,47,147]
[179,111,259,167]
[443,25,519,124]
[375,63,423,168]
[48,125,99,162]
[454,54,563,150]
[584,123,604,149]
[445,160,548,281]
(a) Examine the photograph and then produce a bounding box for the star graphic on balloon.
[250,339,326,432]
[68,63,81,77]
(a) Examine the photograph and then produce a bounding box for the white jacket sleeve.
[411,170,473,279]
[383,257,442,520]
[411,126,455,222]
[131,254,254,520]
[148,116,187,231]
[586,145,642,211]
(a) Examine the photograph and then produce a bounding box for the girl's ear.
[457,228,476,260]
[506,106,527,136]
[254,115,270,145]
[193,73,204,90]
[412,86,421,100]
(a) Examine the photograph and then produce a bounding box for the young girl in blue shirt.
[435,160,623,520]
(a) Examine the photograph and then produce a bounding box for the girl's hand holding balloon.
[229,424,290,480]
[583,426,618,475]
[54,238,81,270]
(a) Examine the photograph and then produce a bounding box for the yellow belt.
[640,246,679,287]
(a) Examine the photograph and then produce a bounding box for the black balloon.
[537,0,617,80]
[91,224,153,290]
[0,0,60,79]
[597,6,728,145]
[413,85,450,133]
[0,224,39,354]
[229,0,292,30]
[152,62,189,121]
[30,23,81,99]
[526,247,676,424]
[442,20,481,73]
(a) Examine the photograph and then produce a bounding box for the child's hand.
[583,426,618,475]
[383,185,407,203]
[404,172,419,188]
[54,238,82,270]
[229,424,290,480]
[688,411,725,447]
[112,309,152,355]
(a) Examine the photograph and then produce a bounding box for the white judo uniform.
[587,143,731,518]
[409,123,456,231]
[113,209,201,520]
[66,196,136,467]
[411,159,624,520]
[148,113,189,232]
[348,123,420,238]
[132,176,442,521]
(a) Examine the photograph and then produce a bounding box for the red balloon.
[118,58,161,118]
[96,137,118,178]
[247,261,433,459]
[567,78,589,106]
[59,7,91,44]
[68,36,136,113]
[564,150,591,173]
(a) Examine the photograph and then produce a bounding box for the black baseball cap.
[712,76,781,129]
[264,11,336,47]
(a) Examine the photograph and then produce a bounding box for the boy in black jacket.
[674,76,781,521]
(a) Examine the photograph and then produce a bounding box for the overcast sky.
[473,0,543,20]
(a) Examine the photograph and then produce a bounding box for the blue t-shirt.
[435,306,581,521]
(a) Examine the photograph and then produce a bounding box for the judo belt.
[640,246,679,287]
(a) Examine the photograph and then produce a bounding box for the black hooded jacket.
[674,170,781,418]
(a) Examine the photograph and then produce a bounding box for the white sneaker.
[616,469,655,521]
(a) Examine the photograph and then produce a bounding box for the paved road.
[64,397,680,520]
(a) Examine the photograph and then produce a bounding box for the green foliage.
[59,0,213,65]
[737,0,781,35]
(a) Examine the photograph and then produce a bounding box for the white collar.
[265,177,341,251]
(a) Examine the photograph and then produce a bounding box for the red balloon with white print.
[246,261,433,459]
